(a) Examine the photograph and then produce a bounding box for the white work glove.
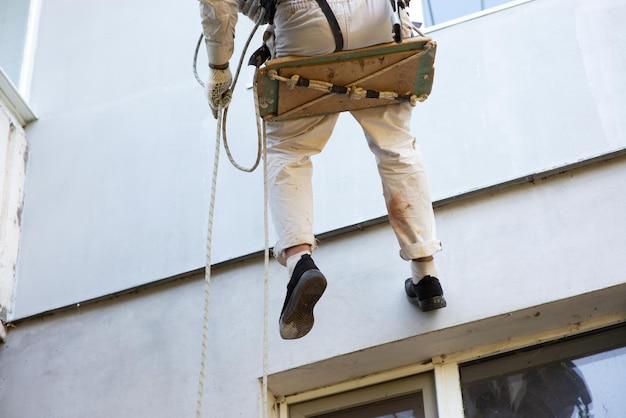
[205,66,233,118]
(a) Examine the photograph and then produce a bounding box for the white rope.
[196,103,224,418]
[195,10,271,418]
[193,15,265,173]
[254,67,271,418]
[267,70,422,105]
[262,120,270,418]
[219,13,264,173]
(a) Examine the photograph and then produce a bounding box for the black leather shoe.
[279,255,327,340]
[405,276,447,312]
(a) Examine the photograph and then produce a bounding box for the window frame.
[459,324,626,417]
[288,373,437,418]
[460,324,626,384]
[0,68,35,126]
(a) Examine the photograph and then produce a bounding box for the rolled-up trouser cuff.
[273,233,317,266]
[399,240,443,261]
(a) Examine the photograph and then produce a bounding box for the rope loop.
[286,75,300,90]
[268,68,420,106]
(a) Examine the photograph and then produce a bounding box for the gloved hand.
[205,66,233,118]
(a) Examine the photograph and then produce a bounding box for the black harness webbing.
[314,0,344,52]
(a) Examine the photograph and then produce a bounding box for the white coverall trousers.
[268,0,442,265]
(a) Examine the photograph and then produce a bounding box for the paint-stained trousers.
[268,0,442,265]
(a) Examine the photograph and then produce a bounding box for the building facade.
[1,0,625,417]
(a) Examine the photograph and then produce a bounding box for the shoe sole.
[279,270,327,340]
[417,296,447,312]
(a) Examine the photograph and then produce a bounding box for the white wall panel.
[1,156,625,417]
[12,0,626,319]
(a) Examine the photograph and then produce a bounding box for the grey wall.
[1,155,625,417]
[420,0,626,199]
[11,0,626,320]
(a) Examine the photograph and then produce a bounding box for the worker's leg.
[351,103,446,311]
[265,114,338,265]
[351,103,441,261]
[266,114,339,339]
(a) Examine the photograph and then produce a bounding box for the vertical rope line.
[193,11,267,416]
[254,66,271,418]
[220,11,265,173]
[262,120,270,418]
[196,104,223,418]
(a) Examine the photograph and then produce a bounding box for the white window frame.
[270,313,625,418]
[0,69,35,126]
[286,372,437,418]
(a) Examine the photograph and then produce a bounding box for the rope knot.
[349,86,367,100]
[286,75,300,90]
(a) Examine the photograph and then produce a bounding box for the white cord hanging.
[195,9,272,418]
[255,67,271,418]
[194,15,265,173]
[196,102,224,418]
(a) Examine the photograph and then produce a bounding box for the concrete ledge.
[267,282,626,397]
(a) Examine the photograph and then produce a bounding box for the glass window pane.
[421,0,519,27]
[460,326,626,418]
[570,348,626,416]
[314,392,425,418]
[0,0,32,87]
[289,373,436,418]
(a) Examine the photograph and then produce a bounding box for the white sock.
[286,250,312,277]
[411,260,438,284]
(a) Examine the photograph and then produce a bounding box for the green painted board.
[255,37,436,121]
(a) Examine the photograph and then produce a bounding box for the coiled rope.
[194,10,271,418]
[193,20,264,172]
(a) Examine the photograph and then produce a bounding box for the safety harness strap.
[314,0,344,52]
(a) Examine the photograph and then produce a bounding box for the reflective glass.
[421,0,518,26]
[314,392,425,418]
[460,328,626,418]
[0,0,31,87]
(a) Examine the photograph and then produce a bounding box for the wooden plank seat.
[255,37,437,122]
